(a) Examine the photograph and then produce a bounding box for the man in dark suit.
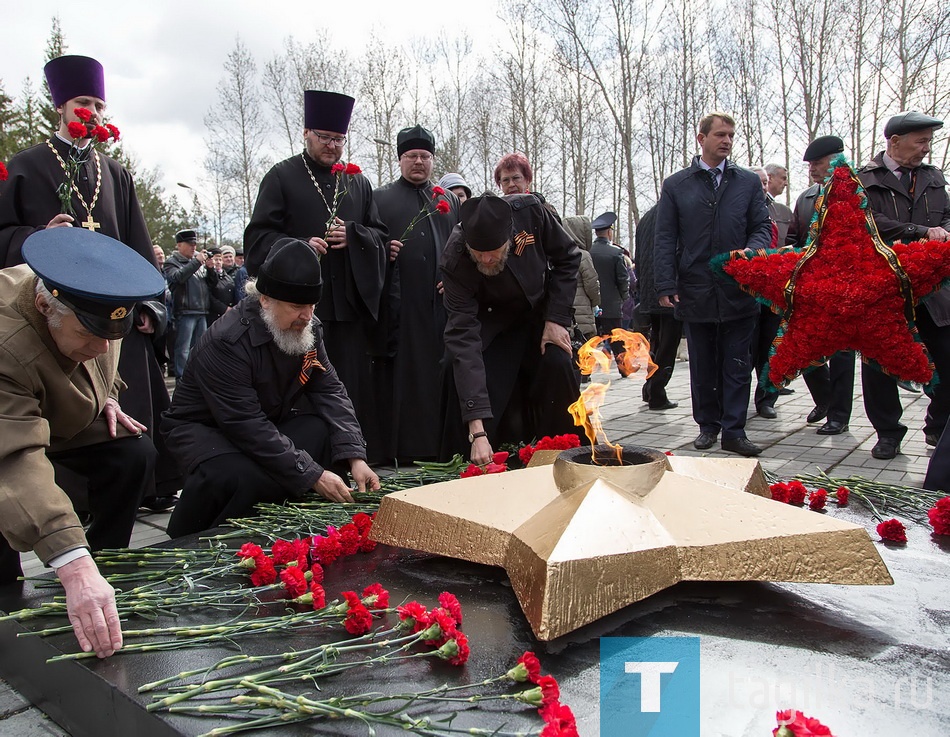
[654,112,772,457]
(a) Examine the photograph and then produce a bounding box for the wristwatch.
[468,431,488,443]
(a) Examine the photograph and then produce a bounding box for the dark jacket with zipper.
[161,298,366,494]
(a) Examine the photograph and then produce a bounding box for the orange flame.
[570,330,656,464]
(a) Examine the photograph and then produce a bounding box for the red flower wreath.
[714,157,950,391]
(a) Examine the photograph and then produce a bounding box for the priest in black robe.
[0,55,178,504]
[244,90,387,436]
[371,125,461,461]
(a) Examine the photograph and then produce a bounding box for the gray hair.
[243,278,260,301]
[34,278,71,328]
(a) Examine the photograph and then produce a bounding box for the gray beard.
[469,245,509,277]
[260,303,316,356]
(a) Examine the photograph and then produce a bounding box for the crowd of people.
[0,53,948,659]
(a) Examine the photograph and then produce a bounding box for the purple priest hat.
[304,91,355,134]
[44,55,106,107]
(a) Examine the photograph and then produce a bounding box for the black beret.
[884,111,944,138]
[175,229,198,243]
[304,90,355,134]
[591,211,617,230]
[256,238,323,305]
[461,196,513,252]
[397,125,435,157]
[23,229,165,340]
[802,136,844,162]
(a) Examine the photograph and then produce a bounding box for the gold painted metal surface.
[371,448,893,640]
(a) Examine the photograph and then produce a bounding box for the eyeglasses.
[401,153,433,162]
[311,132,347,147]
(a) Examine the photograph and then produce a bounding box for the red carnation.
[437,592,463,624]
[519,443,536,465]
[436,199,451,214]
[279,566,308,597]
[271,539,297,565]
[339,523,361,556]
[787,480,808,506]
[432,185,445,196]
[74,107,92,122]
[105,123,120,141]
[361,582,390,609]
[770,482,791,503]
[808,488,827,511]
[540,701,579,736]
[507,651,542,683]
[91,125,111,143]
[876,518,907,543]
[249,555,277,586]
[460,463,483,478]
[309,581,326,609]
[397,601,429,631]
[331,163,345,175]
[0,162,7,182]
[67,121,87,139]
[344,162,361,175]
[237,542,263,560]
[422,607,458,645]
[835,486,849,506]
[342,592,373,635]
[927,497,950,536]
[352,512,373,533]
[436,628,470,665]
[538,674,561,708]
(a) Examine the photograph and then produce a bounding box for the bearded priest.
[162,238,380,538]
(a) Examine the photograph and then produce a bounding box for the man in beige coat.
[0,228,164,657]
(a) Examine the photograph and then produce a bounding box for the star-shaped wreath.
[713,156,950,392]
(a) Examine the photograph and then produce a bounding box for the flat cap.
[24,228,165,340]
[591,211,617,230]
[803,136,844,162]
[461,196,513,252]
[884,111,944,138]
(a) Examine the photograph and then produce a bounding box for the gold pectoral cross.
[81,214,101,231]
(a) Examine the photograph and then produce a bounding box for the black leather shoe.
[721,437,763,457]
[649,401,679,411]
[871,437,900,460]
[925,432,940,447]
[817,420,849,435]
[140,495,178,512]
[757,405,777,419]
[806,405,829,423]
[693,432,718,450]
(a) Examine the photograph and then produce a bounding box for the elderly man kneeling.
[162,238,379,538]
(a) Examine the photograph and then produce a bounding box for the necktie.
[895,166,913,194]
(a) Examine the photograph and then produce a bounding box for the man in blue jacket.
[654,112,772,456]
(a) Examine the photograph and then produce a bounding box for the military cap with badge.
[23,228,166,339]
